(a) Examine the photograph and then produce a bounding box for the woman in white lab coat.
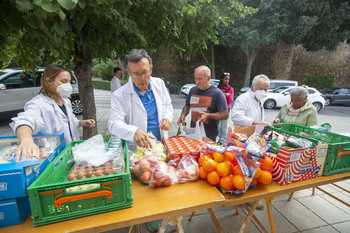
[108,76,173,143]
[10,65,95,161]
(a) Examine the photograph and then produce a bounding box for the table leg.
[235,205,239,215]
[332,183,350,193]
[137,224,142,233]
[312,187,316,195]
[208,208,223,233]
[188,212,195,221]
[316,186,350,207]
[242,204,268,233]
[239,200,258,233]
[266,197,275,233]
[288,192,294,201]
[128,225,134,233]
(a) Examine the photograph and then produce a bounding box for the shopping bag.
[179,121,206,140]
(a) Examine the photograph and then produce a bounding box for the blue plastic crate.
[0,195,31,227]
[0,133,65,200]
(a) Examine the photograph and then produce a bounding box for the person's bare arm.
[16,125,39,161]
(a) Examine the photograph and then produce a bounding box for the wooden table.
[2,172,350,233]
[0,179,225,233]
[222,172,350,233]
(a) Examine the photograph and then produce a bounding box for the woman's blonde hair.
[40,65,71,103]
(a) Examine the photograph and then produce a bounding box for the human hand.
[225,93,230,97]
[16,138,39,162]
[159,118,171,131]
[253,121,273,127]
[177,115,186,126]
[198,111,209,124]
[272,119,280,124]
[80,119,96,128]
[134,128,155,149]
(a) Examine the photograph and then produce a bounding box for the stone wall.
[151,41,350,88]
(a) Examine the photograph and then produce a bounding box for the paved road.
[1,90,350,138]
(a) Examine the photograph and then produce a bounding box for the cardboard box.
[226,126,265,147]
[0,133,65,200]
[271,143,328,185]
[0,195,31,227]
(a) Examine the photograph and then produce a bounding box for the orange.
[202,159,218,173]
[198,154,211,166]
[233,165,243,176]
[258,170,272,185]
[252,178,258,186]
[199,167,208,179]
[232,175,245,191]
[213,151,225,163]
[216,162,230,177]
[258,157,273,171]
[224,151,236,163]
[207,171,220,186]
[220,176,233,191]
[253,167,262,179]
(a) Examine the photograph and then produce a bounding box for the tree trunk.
[244,54,255,87]
[210,43,216,79]
[74,46,98,139]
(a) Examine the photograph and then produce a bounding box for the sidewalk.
[1,89,349,233]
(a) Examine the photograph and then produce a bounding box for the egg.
[95,169,103,177]
[67,173,76,181]
[86,170,94,178]
[103,167,110,175]
[76,171,85,180]
[112,164,117,174]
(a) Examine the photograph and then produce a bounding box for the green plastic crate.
[272,123,350,176]
[27,139,133,226]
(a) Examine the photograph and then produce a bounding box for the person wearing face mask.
[10,65,95,161]
[273,86,318,126]
[231,74,272,128]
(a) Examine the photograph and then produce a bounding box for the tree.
[218,0,350,87]
[1,0,255,139]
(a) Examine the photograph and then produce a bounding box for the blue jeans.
[218,114,229,145]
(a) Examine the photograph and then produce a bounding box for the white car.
[261,86,325,112]
[0,68,82,115]
[239,79,298,95]
[180,79,220,96]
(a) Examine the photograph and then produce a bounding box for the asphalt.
[1,89,349,233]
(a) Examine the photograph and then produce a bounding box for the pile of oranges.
[198,149,273,192]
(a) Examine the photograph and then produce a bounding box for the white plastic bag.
[179,121,206,140]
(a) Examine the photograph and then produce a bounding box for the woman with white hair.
[273,86,318,126]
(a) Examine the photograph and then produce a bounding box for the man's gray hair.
[196,65,211,78]
[252,74,270,87]
[124,49,152,69]
[291,86,308,98]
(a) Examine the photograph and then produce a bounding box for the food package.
[132,136,167,162]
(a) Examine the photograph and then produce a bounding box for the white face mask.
[254,89,267,100]
[55,82,73,98]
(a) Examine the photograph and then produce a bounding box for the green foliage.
[169,82,188,94]
[92,59,115,81]
[304,75,334,90]
[92,80,111,91]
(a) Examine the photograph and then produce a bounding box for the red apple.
[140,171,151,183]
[187,164,199,181]
[133,164,141,178]
[139,159,151,172]
[162,175,173,186]
[168,165,176,173]
[176,169,188,183]
[153,170,166,183]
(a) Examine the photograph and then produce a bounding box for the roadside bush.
[92,59,114,81]
[92,80,110,90]
[304,75,334,90]
[169,82,187,94]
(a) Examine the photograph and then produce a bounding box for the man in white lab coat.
[231,74,272,127]
[108,49,173,148]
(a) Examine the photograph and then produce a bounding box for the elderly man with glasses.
[108,49,173,149]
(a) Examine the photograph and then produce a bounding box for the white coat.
[110,76,121,93]
[10,94,80,146]
[108,76,173,142]
[231,89,265,127]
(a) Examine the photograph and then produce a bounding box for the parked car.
[0,68,82,115]
[261,86,325,112]
[320,87,350,106]
[180,79,220,96]
[239,79,298,95]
